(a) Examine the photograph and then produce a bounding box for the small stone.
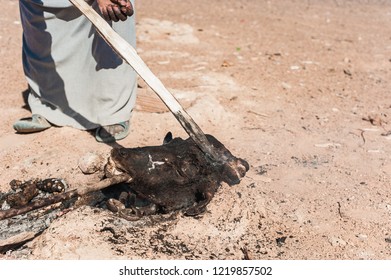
[328,236,347,247]
[343,69,352,76]
[314,143,341,148]
[356,234,368,240]
[276,236,287,247]
[290,65,300,70]
[78,152,106,174]
[281,82,292,89]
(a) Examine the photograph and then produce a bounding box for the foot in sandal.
[95,121,130,143]
[13,114,52,133]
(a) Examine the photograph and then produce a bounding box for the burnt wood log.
[0,203,63,253]
[0,175,132,252]
[0,174,132,221]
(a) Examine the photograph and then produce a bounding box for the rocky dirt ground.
[1,0,391,260]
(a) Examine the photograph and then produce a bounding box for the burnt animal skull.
[104,133,249,218]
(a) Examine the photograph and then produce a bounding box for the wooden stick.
[70,0,222,163]
[0,232,37,253]
[0,174,132,221]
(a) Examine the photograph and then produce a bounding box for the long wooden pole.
[70,0,222,163]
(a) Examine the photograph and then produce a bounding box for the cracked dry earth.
[1,0,391,259]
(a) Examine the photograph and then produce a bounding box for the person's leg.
[15,0,137,141]
[93,0,137,142]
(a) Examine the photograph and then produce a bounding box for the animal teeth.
[105,156,125,177]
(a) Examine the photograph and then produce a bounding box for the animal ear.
[163,132,173,145]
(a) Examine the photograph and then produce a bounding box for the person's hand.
[96,0,134,22]
[114,0,133,17]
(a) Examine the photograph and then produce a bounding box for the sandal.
[13,114,51,133]
[95,121,130,143]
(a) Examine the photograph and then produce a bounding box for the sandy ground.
[1,0,391,260]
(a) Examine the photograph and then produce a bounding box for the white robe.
[19,0,137,130]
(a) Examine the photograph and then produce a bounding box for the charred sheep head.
[104,133,249,217]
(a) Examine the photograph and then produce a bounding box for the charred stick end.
[175,111,250,184]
